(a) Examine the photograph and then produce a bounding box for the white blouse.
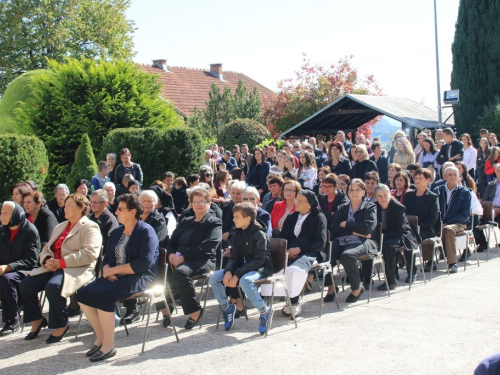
[463,147,477,171]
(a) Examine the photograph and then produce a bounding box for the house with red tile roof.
[141,60,275,118]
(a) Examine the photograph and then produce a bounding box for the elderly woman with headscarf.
[20,194,102,344]
[277,190,327,318]
[0,202,40,336]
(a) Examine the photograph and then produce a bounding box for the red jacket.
[270,201,295,229]
[485,157,500,175]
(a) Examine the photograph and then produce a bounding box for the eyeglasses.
[116,207,131,212]
[338,183,347,186]
[322,185,334,189]
[90,201,104,204]
[284,188,296,193]
[355,151,364,154]
[242,197,257,201]
[192,201,208,206]
[205,173,212,177]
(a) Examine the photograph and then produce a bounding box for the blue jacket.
[433,184,471,225]
[104,221,159,291]
[246,161,271,194]
[221,156,238,172]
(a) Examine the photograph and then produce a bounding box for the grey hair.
[106,153,117,159]
[103,181,116,190]
[231,181,247,192]
[139,190,158,205]
[243,186,260,199]
[444,166,459,176]
[91,189,108,203]
[374,184,391,196]
[187,182,211,196]
[54,184,70,195]
[204,149,212,155]
[2,201,15,210]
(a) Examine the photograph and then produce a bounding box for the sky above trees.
[127,0,460,110]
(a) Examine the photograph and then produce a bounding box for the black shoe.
[0,321,20,336]
[346,285,365,303]
[123,310,140,324]
[89,347,117,362]
[162,315,171,328]
[184,308,203,330]
[439,253,445,260]
[448,263,458,274]
[459,249,472,262]
[67,306,81,318]
[45,325,70,344]
[376,280,398,291]
[476,244,487,253]
[423,261,437,273]
[234,308,247,319]
[86,345,102,357]
[168,303,175,314]
[405,273,417,284]
[25,316,48,340]
[323,293,336,303]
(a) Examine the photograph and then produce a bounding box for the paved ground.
[1,248,499,375]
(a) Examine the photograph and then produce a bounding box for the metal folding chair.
[477,200,500,261]
[397,215,426,291]
[254,238,297,337]
[421,212,449,280]
[359,223,390,303]
[455,216,480,270]
[309,231,340,316]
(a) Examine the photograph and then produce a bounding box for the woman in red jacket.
[270,180,301,232]
[484,147,500,183]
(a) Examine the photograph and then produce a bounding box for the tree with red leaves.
[263,54,383,139]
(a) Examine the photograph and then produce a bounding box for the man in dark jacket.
[433,166,472,274]
[88,190,119,252]
[209,202,273,334]
[23,191,58,246]
[436,128,464,165]
[0,202,40,335]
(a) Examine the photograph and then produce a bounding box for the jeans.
[209,269,268,313]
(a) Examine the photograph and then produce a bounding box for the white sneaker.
[281,298,302,317]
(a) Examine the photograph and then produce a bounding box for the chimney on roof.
[152,59,169,72]
[209,63,223,80]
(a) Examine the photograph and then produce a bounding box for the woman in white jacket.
[293,151,317,190]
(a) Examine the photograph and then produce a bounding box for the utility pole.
[434,0,443,126]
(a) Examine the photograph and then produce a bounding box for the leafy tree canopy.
[262,54,383,138]
[0,0,136,94]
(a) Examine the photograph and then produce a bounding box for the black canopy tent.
[278,94,452,144]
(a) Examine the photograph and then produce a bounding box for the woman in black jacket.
[113,148,144,185]
[350,144,378,180]
[329,179,378,303]
[375,184,419,290]
[23,191,58,247]
[0,201,40,335]
[279,190,327,318]
[324,141,352,177]
[370,141,389,184]
[402,168,440,272]
[167,188,222,329]
[317,174,349,229]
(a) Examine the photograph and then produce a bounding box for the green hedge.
[218,118,271,151]
[0,134,49,200]
[101,126,203,185]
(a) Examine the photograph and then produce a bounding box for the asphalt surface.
[1,246,499,375]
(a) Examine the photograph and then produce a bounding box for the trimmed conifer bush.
[218,118,271,151]
[66,134,98,189]
[0,134,49,200]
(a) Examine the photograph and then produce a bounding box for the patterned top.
[114,234,130,276]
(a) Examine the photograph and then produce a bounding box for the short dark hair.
[233,202,257,222]
[322,173,338,187]
[186,174,199,186]
[282,171,297,180]
[364,171,380,184]
[26,190,44,205]
[371,141,382,151]
[407,163,421,171]
[119,148,131,156]
[163,171,175,179]
[74,179,88,192]
[268,175,284,187]
[11,182,33,198]
[65,193,91,216]
[414,168,433,180]
[174,177,187,189]
[480,129,489,134]
[98,161,109,172]
[347,178,366,194]
[443,128,454,137]
[393,171,410,189]
[117,193,143,219]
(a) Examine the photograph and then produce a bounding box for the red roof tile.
[140,65,275,117]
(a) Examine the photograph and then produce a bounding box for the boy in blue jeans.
[209,202,274,334]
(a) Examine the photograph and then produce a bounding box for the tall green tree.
[0,0,136,95]
[451,0,500,134]
[66,133,98,188]
[17,58,183,191]
[189,80,263,141]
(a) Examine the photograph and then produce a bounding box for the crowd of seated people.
[1,127,499,362]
